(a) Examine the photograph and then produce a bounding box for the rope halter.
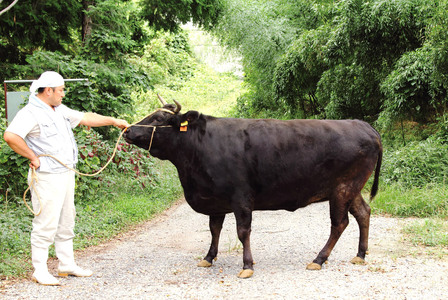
[125,108,176,152]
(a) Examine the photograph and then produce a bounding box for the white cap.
[30,71,65,93]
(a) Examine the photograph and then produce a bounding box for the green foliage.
[140,0,224,32]
[333,0,431,66]
[380,46,446,123]
[315,0,434,121]
[215,0,447,123]
[0,205,33,277]
[212,0,301,116]
[381,137,448,188]
[274,26,330,118]
[428,1,448,95]
[0,121,29,202]
[0,0,81,64]
[129,30,195,90]
[74,127,159,202]
[147,63,244,117]
[317,64,380,120]
[83,0,142,62]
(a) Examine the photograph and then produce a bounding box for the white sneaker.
[58,265,93,277]
[32,270,61,286]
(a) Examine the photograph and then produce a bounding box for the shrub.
[74,127,159,202]
[0,121,29,203]
[381,137,448,188]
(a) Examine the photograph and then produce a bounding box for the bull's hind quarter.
[124,101,382,278]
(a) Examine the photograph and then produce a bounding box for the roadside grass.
[403,218,448,248]
[0,206,33,277]
[371,184,448,248]
[373,184,448,219]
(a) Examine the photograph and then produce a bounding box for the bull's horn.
[157,94,167,106]
[174,100,181,113]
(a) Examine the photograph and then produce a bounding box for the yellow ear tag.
[180,121,188,132]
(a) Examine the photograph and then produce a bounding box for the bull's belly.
[185,196,233,215]
[185,192,326,215]
[253,195,326,212]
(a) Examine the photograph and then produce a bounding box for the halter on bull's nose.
[126,95,181,129]
[124,95,182,151]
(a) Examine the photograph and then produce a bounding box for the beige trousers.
[29,169,76,270]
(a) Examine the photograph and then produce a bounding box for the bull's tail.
[370,147,382,201]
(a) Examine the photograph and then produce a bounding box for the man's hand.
[30,157,41,170]
[114,119,130,129]
[4,132,40,169]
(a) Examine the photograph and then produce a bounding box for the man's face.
[48,85,65,107]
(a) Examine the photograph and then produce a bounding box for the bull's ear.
[183,111,200,124]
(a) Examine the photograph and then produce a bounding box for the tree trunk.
[82,1,94,43]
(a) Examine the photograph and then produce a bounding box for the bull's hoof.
[306,262,322,270]
[237,269,254,279]
[197,260,212,268]
[350,256,366,265]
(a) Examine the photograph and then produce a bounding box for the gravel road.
[2,200,447,299]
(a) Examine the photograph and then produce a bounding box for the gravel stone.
[2,200,447,299]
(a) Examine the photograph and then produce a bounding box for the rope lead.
[23,107,175,216]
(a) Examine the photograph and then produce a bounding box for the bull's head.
[123,96,200,158]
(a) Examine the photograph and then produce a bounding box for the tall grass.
[372,184,448,219]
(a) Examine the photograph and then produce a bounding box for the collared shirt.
[6,94,84,173]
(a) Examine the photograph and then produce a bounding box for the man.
[3,71,129,286]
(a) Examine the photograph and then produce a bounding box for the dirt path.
[2,200,447,299]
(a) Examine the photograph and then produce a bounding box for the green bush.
[74,127,159,202]
[381,137,448,188]
[0,121,29,203]
[380,46,445,123]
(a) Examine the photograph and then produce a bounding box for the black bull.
[123,101,383,278]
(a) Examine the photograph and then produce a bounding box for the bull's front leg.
[233,207,254,279]
[198,214,225,268]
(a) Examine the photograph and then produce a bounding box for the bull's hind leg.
[348,194,371,265]
[233,207,254,279]
[198,214,225,268]
[307,196,350,270]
